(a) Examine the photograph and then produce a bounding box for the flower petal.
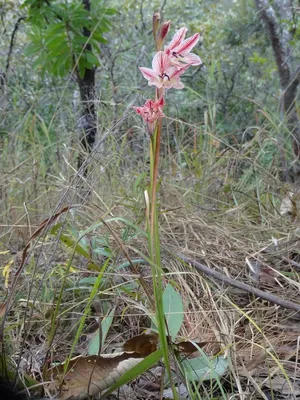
[152,51,171,74]
[139,67,162,88]
[178,52,202,66]
[133,96,165,124]
[165,27,187,52]
[163,65,189,89]
[173,33,200,55]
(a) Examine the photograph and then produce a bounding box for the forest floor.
[1,138,300,400]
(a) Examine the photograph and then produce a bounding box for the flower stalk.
[133,14,202,397]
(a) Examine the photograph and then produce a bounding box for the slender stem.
[148,89,177,398]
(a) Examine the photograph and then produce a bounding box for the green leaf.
[85,51,99,66]
[59,235,90,259]
[163,283,184,340]
[44,22,65,39]
[88,307,116,355]
[115,259,145,271]
[182,355,229,382]
[103,8,117,15]
[93,247,112,257]
[24,43,41,56]
[50,223,64,235]
[78,277,97,286]
[92,31,108,44]
[78,57,86,78]
[45,34,66,49]
[32,54,47,71]
[48,41,69,57]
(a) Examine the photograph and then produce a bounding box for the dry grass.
[1,116,300,399]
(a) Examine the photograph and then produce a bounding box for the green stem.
[149,114,178,399]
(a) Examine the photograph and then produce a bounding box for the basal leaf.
[88,307,116,355]
[163,283,184,340]
[182,355,229,382]
[59,235,90,259]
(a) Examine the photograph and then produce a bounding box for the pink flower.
[139,51,189,89]
[165,27,202,68]
[133,96,165,134]
[134,96,165,123]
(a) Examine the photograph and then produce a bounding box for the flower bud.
[156,20,171,50]
[153,12,160,42]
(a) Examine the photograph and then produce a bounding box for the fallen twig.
[177,253,300,313]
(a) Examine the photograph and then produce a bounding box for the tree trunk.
[77,0,97,174]
[254,0,300,178]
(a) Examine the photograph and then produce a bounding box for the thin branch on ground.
[177,252,300,312]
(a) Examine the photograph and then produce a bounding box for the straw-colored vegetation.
[0,0,300,399]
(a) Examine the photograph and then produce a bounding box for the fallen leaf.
[279,192,297,218]
[123,333,213,356]
[262,376,300,396]
[123,331,159,356]
[176,341,210,353]
[246,258,278,285]
[48,352,144,400]
[137,378,160,391]
[163,383,189,399]
[0,302,7,318]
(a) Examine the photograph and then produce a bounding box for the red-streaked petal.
[145,99,154,108]
[147,109,165,123]
[173,33,200,55]
[133,106,143,115]
[180,53,202,65]
[152,51,171,74]
[133,98,165,124]
[139,67,158,80]
[165,27,187,52]
[139,67,162,88]
[169,64,190,79]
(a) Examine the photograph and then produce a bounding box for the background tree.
[254,0,300,179]
[21,0,115,172]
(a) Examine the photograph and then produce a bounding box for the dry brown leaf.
[243,352,266,372]
[262,376,300,396]
[279,192,297,218]
[0,302,7,318]
[175,341,210,354]
[123,332,212,356]
[123,332,159,356]
[246,258,278,285]
[48,352,144,400]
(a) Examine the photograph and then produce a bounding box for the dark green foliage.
[22,0,116,77]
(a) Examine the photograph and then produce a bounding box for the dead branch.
[177,252,300,313]
[2,16,26,84]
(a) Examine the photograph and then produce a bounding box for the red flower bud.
[156,20,171,50]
